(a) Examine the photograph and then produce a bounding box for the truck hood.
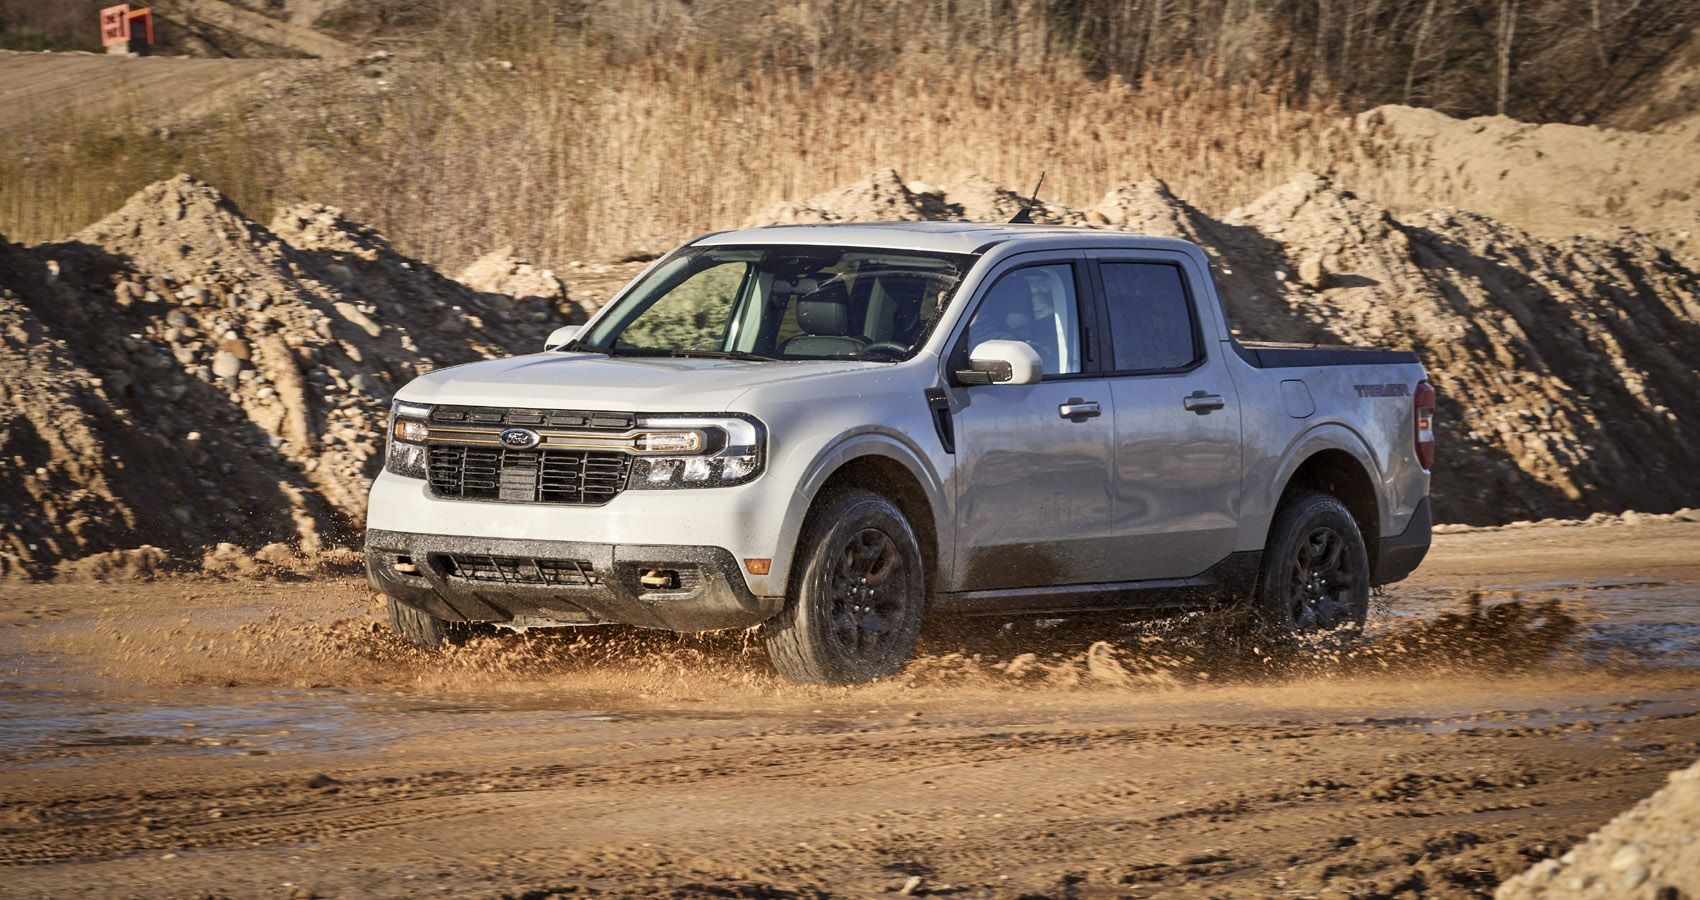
[395,352,886,412]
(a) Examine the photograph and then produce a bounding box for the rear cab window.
[1093,261,1203,374]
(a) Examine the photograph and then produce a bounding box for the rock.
[211,351,244,380]
[349,372,388,400]
[899,875,924,895]
[1296,254,1328,289]
[334,301,383,338]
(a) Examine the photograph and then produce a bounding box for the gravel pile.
[1496,758,1700,899]
[0,176,575,577]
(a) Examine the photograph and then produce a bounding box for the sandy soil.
[2,523,1698,897]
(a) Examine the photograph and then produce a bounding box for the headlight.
[627,415,764,489]
[385,400,432,479]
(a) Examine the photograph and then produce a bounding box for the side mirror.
[544,325,583,351]
[957,340,1043,385]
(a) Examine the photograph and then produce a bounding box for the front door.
[950,256,1121,591]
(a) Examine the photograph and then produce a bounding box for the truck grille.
[429,405,636,431]
[427,446,631,504]
[438,554,602,586]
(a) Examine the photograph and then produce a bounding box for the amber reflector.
[743,558,772,575]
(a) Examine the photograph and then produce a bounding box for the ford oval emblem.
[499,427,541,449]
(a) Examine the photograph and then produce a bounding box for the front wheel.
[1253,491,1370,640]
[386,595,450,648]
[762,489,926,684]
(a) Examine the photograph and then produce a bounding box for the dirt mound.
[1343,104,1700,238]
[749,167,956,225]
[1,176,572,577]
[1497,758,1700,899]
[745,169,1700,525]
[455,246,583,321]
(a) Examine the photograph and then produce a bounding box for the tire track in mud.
[6,704,1698,884]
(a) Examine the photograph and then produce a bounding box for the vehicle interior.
[589,246,971,361]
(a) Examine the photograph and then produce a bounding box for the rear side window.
[1100,263,1199,372]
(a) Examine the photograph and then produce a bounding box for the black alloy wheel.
[827,527,910,660]
[1254,491,1371,639]
[763,489,926,684]
[1285,524,1360,631]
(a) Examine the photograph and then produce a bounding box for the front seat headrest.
[796,281,852,336]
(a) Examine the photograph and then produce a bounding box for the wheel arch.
[785,435,948,595]
[1264,426,1386,572]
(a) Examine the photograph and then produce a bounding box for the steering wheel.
[860,341,911,359]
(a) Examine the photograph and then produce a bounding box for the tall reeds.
[2,50,1359,267]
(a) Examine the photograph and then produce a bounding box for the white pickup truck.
[366,223,1434,683]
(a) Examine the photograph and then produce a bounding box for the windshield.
[578,244,974,362]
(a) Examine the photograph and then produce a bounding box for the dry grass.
[3,51,1374,267]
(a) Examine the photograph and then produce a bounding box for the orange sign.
[100,4,131,46]
[100,4,154,49]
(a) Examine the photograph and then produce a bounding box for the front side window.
[965,263,1084,376]
[1100,262,1199,372]
[579,245,972,362]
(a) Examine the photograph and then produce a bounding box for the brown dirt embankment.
[0,176,581,577]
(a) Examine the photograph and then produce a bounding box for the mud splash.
[901,592,1583,690]
[40,590,1590,702]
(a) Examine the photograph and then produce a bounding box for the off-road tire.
[1253,490,1371,640]
[763,489,926,684]
[386,595,451,649]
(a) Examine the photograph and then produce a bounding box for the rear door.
[1090,254,1244,581]
[949,252,1122,591]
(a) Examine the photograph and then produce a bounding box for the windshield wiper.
[600,346,780,362]
[666,348,781,362]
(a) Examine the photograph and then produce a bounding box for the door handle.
[1059,398,1101,421]
[1183,390,1226,414]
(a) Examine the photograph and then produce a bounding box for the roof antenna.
[1008,171,1046,224]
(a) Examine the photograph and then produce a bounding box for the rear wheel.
[762,489,926,684]
[1253,491,1370,639]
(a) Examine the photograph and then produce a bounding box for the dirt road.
[0,51,302,134]
[3,523,1699,897]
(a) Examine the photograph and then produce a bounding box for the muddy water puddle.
[5,559,1700,771]
[0,678,649,768]
[1384,577,1700,667]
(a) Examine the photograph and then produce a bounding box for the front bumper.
[366,529,786,632]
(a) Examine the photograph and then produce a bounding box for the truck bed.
[1231,340,1421,368]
